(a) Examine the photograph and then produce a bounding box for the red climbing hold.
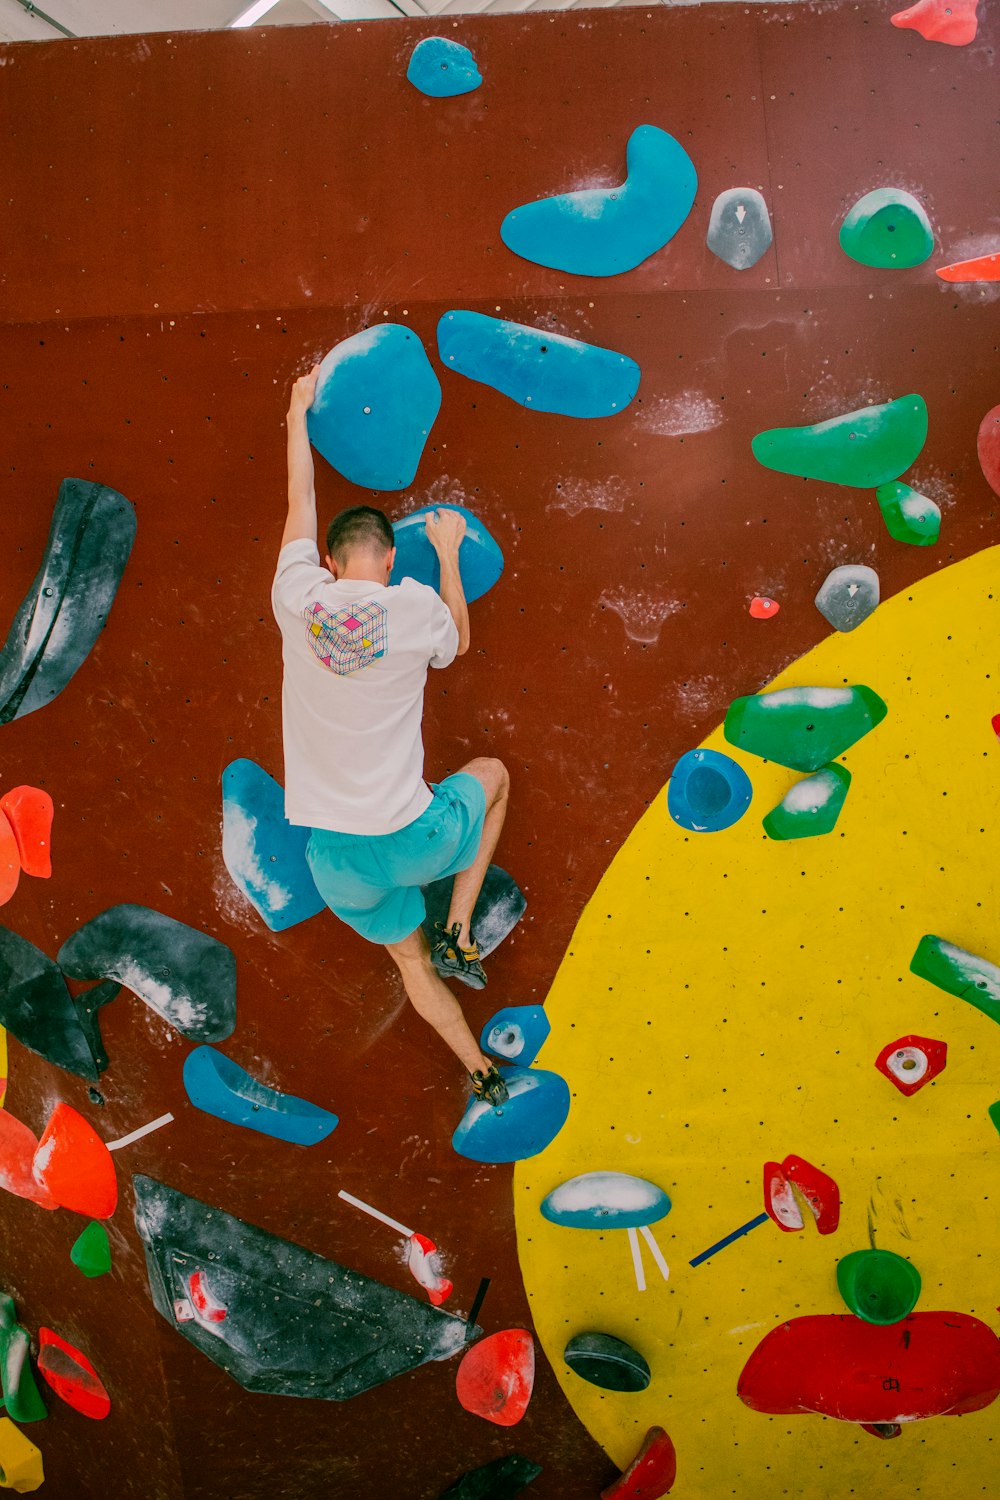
[874,1034,947,1096]
[0,1108,57,1209]
[0,812,19,907]
[32,1102,117,1219]
[455,1328,535,1427]
[0,787,53,879]
[977,404,1000,499]
[601,1426,677,1498]
[763,1154,840,1235]
[890,0,979,45]
[407,1232,453,1306]
[37,1328,111,1420]
[992,713,1000,742]
[936,252,1000,283]
[188,1269,228,1324]
[749,596,780,619]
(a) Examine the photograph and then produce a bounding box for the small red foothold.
[875,1035,947,1096]
[407,1232,453,1306]
[764,1154,840,1235]
[0,812,19,907]
[937,252,1000,284]
[992,714,1000,742]
[978,405,1000,499]
[188,1270,228,1324]
[891,0,979,46]
[601,1425,677,1498]
[0,786,53,879]
[456,1329,534,1427]
[32,1102,118,1219]
[37,1328,110,1420]
[749,596,780,619]
[0,1108,57,1209]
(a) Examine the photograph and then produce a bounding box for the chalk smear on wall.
[598,586,681,644]
[549,476,628,517]
[637,391,724,437]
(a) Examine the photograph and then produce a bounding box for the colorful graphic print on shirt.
[303,599,388,676]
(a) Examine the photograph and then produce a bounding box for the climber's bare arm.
[282,365,321,552]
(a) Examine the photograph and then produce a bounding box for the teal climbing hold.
[222,759,325,932]
[724,685,887,772]
[752,395,928,488]
[70,1221,111,1279]
[875,481,941,545]
[910,935,1000,1026]
[836,1248,921,1324]
[500,125,697,277]
[481,1007,550,1067]
[452,1066,570,1163]
[763,765,852,841]
[390,504,503,604]
[541,1172,671,1230]
[839,189,934,269]
[407,37,481,98]
[183,1046,339,1145]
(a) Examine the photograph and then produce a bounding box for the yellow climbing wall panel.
[516,545,1000,1498]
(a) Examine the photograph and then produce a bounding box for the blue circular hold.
[667,748,752,833]
[452,1066,570,1163]
[406,37,482,98]
[390,503,504,605]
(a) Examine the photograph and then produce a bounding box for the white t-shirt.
[271,539,459,835]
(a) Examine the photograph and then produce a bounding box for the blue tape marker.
[689,1212,770,1267]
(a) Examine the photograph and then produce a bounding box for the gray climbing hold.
[706,188,773,271]
[814,565,880,632]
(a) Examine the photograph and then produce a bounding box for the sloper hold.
[132,1174,478,1399]
[70,1221,112,1279]
[37,1329,110,1420]
[565,1331,650,1392]
[407,36,481,97]
[667,748,752,833]
[222,759,325,932]
[814,564,880,632]
[481,1006,550,1067]
[541,1172,671,1230]
[438,312,639,419]
[0,478,136,723]
[500,125,697,277]
[601,1426,677,1499]
[437,1454,542,1499]
[909,934,1000,1025]
[423,864,525,960]
[182,1045,338,1146]
[724,685,887,772]
[57,905,236,1043]
[390,504,504,604]
[891,0,980,46]
[762,764,852,841]
[875,480,941,545]
[839,189,934,268]
[977,403,1000,498]
[874,1034,947,1095]
[752,394,927,487]
[738,1312,1000,1423]
[452,1066,570,1164]
[837,1248,921,1324]
[306,325,442,491]
[937,250,1000,282]
[0,1109,57,1209]
[0,926,104,1081]
[706,188,773,271]
[0,1416,44,1492]
[456,1329,535,1426]
[0,1296,46,1424]
[32,1102,117,1219]
[0,788,53,879]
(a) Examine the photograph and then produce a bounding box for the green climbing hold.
[762,764,852,840]
[724,685,887,772]
[836,1248,921,1325]
[0,1295,46,1424]
[988,1101,1000,1137]
[910,935,1000,1026]
[70,1221,111,1280]
[875,481,941,546]
[752,395,928,488]
[839,189,934,269]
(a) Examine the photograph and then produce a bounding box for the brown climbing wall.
[0,5,997,1497]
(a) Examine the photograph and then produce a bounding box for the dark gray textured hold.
[565,1331,651,1392]
[0,925,106,1080]
[706,188,773,271]
[437,1455,543,1500]
[422,863,526,958]
[814,564,880,632]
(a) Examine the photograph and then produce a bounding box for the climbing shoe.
[470,1064,509,1108]
[430,921,487,989]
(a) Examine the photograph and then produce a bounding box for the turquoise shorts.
[306,773,487,945]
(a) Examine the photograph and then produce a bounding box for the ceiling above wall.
[0,0,665,42]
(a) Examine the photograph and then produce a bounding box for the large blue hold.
[452,1066,570,1164]
[407,37,482,98]
[438,312,639,419]
[481,1007,550,1067]
[307,325,442,491]
[222,759,325,932]
[183,1046,339,1146]
[667,748,753,833]
[390,504,504,603]
[500,125,697,278]
[540,1171,671,1229]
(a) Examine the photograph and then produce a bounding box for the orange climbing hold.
[0,787,53,879]
[978,405,1000,500]
[37,1328,111,1420]
[32,1102,117,1219]
[749,597,780,620]
[936,252,1000,283]
[0,812,19,907]
[0,1108,57,1209]
[455,1328,535,1426]
[890,0,979,46]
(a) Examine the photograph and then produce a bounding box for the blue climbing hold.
[183,1046,339,1146]
[390,504,504,604]
[307,325,442,491]
[480,1007,551,1067]
[222,760,325,932]
[438,312,639,419]
[541,1171,671,1230]
[500,125,697,278]
[452,1066,570,1163]
[407,37,482,98]
[667,748,753,833]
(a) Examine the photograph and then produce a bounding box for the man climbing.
[272,364,509,1106]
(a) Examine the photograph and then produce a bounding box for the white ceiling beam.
[308,0,416,16]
